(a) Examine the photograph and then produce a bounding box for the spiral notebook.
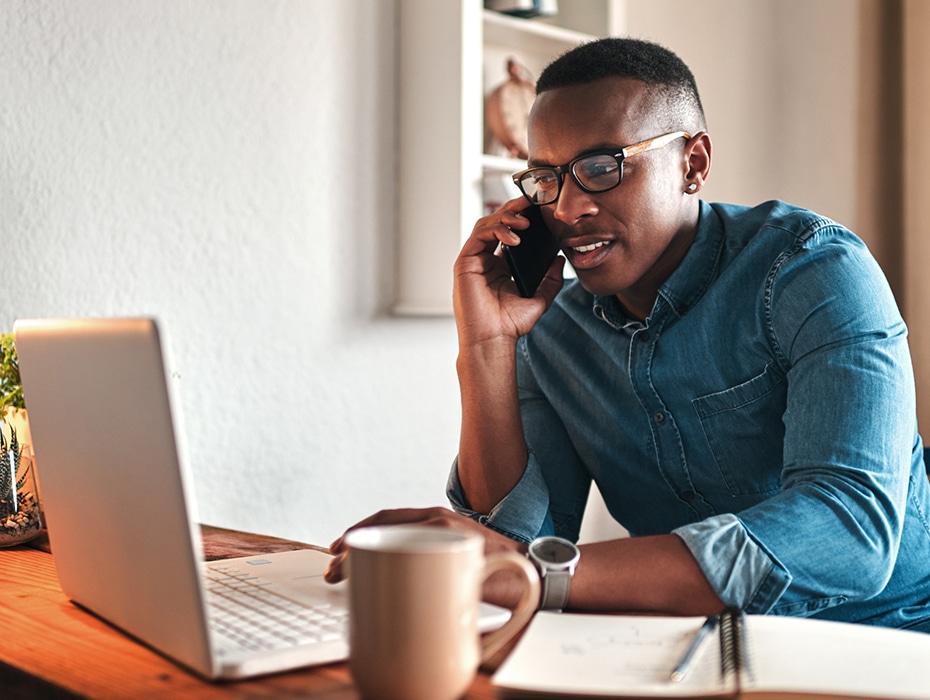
[493,609,930,699]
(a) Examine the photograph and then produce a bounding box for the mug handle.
[479,551,540,663]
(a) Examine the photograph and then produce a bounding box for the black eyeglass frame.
[511,131,692,205]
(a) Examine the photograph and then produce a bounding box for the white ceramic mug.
[344,524,539,700]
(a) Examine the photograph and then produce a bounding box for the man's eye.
[532,171,559,186]
[578,158,618,180]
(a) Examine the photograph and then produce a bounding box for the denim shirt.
[448,200,930,630]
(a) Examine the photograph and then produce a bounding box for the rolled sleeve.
[674,513,792,613]
[446,451,553,543]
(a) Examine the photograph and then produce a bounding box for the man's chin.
[573,269,626,299]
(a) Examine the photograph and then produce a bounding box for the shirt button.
[639,332,650,342]
[682,491,696,502]
[653,412,665,423]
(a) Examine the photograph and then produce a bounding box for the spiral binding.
[718,608,753,693]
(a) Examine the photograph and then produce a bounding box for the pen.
[670,615,718,682]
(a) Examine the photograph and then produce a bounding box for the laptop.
[13,317,510,680]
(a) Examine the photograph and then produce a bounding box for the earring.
[686,183,698,192]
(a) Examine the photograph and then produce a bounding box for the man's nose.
[551,174,598,225]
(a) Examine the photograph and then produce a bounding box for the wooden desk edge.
[198,523,330,560]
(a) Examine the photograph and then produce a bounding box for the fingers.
[453,199,547,317]
[323,507,488,584]
[323,552,348,583]
[460,198,532,257]
[328,507,458,554]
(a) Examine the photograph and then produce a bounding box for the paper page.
[747,615,930,700]
[493,613,734,698]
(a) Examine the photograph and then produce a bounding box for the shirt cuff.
[446,451,552,543]
[673,513,792,613]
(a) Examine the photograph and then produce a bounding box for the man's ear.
[683,131,712,193]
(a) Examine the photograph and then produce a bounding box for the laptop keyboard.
[204,564,348,652]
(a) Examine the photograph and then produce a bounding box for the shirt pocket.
[692,362,786,496]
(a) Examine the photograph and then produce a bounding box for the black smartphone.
[503,206,561,298]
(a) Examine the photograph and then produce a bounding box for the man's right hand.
[452,198,563,514]
[452,197,565,349]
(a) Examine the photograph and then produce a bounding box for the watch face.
[533,538,578,564]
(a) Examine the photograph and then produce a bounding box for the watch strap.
[538,568,572,611]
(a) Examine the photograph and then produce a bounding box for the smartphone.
[503,206,561,298]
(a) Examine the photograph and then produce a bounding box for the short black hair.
[536,37,706,131]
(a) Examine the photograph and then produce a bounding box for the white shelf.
[393,1,620,316]
[483,9,595,54]
[483,153,525,175]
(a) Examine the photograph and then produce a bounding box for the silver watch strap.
[539,568,572,611]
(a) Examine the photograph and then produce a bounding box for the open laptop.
[13,317,510,680]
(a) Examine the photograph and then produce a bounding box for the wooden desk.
[0,527,501,699]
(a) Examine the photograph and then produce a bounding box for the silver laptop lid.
[14,318,216,676]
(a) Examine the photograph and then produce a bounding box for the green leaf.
[0,333,25,413]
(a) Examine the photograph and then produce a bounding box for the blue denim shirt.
[448,200,930,631]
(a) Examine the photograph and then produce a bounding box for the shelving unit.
[394,1,622,316]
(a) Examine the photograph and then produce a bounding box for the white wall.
[1,0,462,546]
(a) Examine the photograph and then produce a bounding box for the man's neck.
[616,219,699,323]
[613,293,653,323]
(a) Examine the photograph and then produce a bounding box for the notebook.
[493,609,930,699]
[13,317,510,680]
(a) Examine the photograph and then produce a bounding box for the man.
[327,38,930,630]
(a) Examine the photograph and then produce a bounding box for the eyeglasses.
[512,131,691,205]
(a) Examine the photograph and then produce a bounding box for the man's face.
[527,76,696,306]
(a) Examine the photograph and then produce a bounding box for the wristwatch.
[527,536,580,611]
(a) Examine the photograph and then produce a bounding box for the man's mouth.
[564,238,614,270]
[572,241,610,254]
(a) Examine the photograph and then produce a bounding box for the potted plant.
[0,333,42,546]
